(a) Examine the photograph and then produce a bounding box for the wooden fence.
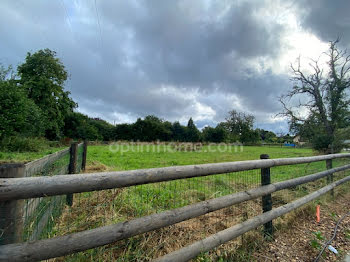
[0,142,87,245]
[0,152,349,261]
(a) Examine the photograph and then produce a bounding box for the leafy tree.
[63,112,85,139]
[335,127,350,149]
[224,110,258,143]
[89,118,115,141]
[123,115,173,141]
[241,128,260,144]
[75,122,101,140]
[132,116,156,141]
[256,129,277,143]
[0,80,45,139]
[186,118,201,142]
[115,123,133,140]
[143,115,171,141]
[172,121,186,141]
[160,121,173,141]
[202,125,227,143]
[63,112,102,140]
[280,39,350,153]
[282,134,293,143]
[18,49,77,139]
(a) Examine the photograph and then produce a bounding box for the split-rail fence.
[0,146,349,261]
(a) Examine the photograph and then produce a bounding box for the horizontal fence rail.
[1,164,349,261]
[1,153,350,201]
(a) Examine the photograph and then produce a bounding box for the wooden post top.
[260,154,270,159]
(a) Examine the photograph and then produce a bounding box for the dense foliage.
[113,114,286,143]
[0,80,45,139]
[18,49,77,139]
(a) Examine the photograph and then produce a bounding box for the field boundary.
[156,176,350,262]
[0,142,87,246]
[0,152,349,261]
[1,153,349,201]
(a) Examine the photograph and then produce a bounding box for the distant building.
[343,140,350,151]
[293,135,306,146]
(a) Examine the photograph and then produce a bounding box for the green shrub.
[0,80,46,139]
[0,136,50,152]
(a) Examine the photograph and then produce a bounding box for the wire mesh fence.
[48,169,264,261]
[1,145,350,261]
[271,157,350,208]
[0,143,85,245]
[48,155,350,261]
[23,151,70,242]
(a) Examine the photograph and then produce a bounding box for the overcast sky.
[1,0,349,133]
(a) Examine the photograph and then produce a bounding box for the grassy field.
[81,144,347,214]
[0,147,65,163]
[86,144,316,171]
[2,144,349,261]
[49,145,349,261]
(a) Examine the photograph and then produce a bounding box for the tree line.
[113,113,289,143]
[0,48,286,146]
[56,110,289,143]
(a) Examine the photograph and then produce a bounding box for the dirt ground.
[253,190,350,262]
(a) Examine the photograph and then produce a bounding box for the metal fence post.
[82,140,88,171]
[260,154,273,238]
[326,159,334,197]
[0,163,25,244]
[66,142,78,206]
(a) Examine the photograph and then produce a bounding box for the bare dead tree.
[280,39,350,153]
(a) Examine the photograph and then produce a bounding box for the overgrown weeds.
[0,136,51,152]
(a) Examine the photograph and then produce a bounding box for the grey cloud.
[230,72,289,113]
[1,0,310,133]
[96,0,285,86]
[298,0,350,45]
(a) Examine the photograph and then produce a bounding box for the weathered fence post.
[66,142,78,206]
[326,159,334,197]
[260,154,273,238]
[82,140,88,171]
[0,163,25,244]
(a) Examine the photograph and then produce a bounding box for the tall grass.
[0,137,65,163]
